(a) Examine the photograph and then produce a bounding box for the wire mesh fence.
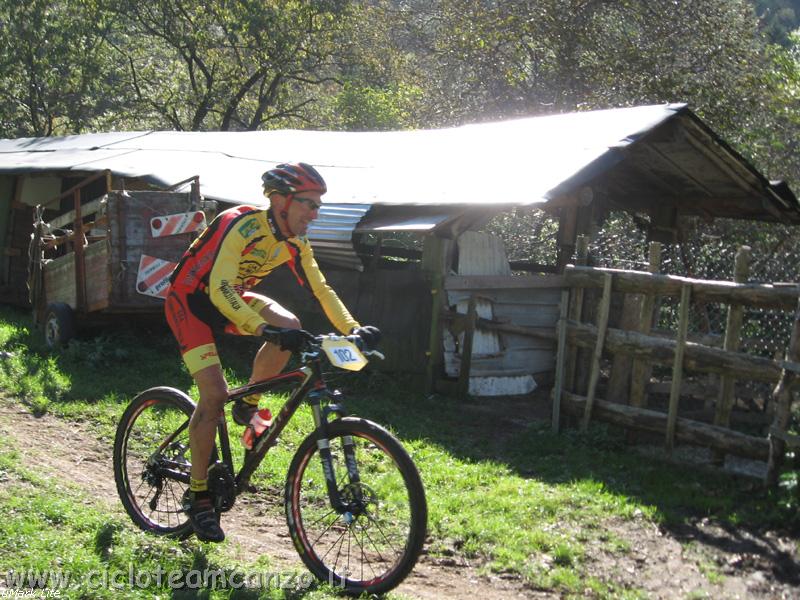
[589,212,800,361]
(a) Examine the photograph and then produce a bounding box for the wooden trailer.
[30,172,215,346]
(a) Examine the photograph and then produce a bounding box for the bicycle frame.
[208,351,355,512]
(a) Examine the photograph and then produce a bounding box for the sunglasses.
[292,195,322,211]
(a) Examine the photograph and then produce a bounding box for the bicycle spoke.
[351,524,382,581]
[362,511,405,556]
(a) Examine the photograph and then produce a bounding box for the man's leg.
[190,364,228,481]
[231,297,301,426]
[187,364,228,542]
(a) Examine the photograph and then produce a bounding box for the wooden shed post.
[565,235,590,393]
[766,295,800,487]
[581,272,613,432]
[423,235,451,395]
[629,242,662,409]
[713,245,751,465]
[457,294,478,398]
[73,188,87,313]
[666,283,692,453]
[551,288,571,432]
[556,204,578,273]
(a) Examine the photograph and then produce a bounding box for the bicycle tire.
[284,418,427,595]
[113,386,198,538]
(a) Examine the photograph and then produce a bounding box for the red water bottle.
[242,408,272,450]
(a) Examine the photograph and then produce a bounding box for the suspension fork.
[308,385,363,513]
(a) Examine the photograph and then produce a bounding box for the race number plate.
[321,339,368,371]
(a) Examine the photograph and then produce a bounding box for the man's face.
[275,191,322,236]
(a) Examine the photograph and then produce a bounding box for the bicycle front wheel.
[285,418,427,595]
[113,387,196,538]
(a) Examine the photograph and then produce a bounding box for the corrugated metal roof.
[307,204,370,270]
[0,105,688,207]
[1,103,798,267]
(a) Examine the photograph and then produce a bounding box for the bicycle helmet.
[261,162,327,198]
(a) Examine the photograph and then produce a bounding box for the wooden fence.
[551,239,800,486]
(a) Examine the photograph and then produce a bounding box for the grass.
[0,441,352,599]
[0,304,798,598]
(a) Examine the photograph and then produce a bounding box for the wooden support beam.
[444,274,567,290]
[43,216,108,249]
[566,236,590,393]
[441,311,556,341]
[629,242,662,409]
[581,273,613,432]
[552,289,570,433]
[556,204,579,272]
[561,391,770,461]
[566,320,799,383]
[666,284,691,453]
[713,246,751,465]
[607,291,641,402]
[766,297,800,486]
[423,236,450,395]
[457,295,478,398]
[40,170,111,209]
[73,189,87,313]
[47,196,107,230]
[565,265,800,310]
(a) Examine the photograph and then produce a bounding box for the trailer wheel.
[44,303,75,348]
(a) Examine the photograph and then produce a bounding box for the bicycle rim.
[285,419,426,594]
[114,390,194,536]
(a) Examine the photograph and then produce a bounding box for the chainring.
[208,462,237,513]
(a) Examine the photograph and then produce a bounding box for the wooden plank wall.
[444,285,560,378]
[43,241,110,311]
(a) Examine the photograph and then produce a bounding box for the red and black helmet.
[262,162,327,198]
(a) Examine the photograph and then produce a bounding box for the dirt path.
[0,400,797,599]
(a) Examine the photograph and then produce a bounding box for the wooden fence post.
[629,242,662,409]
[581,273,613,432]
[766,295,800,487]
[73,188,87,313]
[666,283,692,453]
[423,236,449,395]
[552,289,571,433]
[566,236,590,393]
[713,245,751,465]
[457,295,478,398]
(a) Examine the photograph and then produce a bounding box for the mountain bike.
[112,328,427,595]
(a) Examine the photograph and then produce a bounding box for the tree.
[108,0,354,131]
[0,0,123,137]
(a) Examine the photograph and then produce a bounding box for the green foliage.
[0,0,124,136]
[331,81,422,131]
[754,0,800,45]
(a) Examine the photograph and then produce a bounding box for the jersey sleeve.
[297,239,360,334]
[207,221,267,335]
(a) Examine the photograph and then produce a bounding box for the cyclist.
[164,162,380,542]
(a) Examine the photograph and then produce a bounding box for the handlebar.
[260,326,384,359]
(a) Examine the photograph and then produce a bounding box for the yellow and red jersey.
[169,205,359,336]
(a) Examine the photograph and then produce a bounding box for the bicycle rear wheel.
[113,387,196,538]
[285,418,427,595]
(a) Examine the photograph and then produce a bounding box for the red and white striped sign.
[150,211,207,238]
[136,254,177,299]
